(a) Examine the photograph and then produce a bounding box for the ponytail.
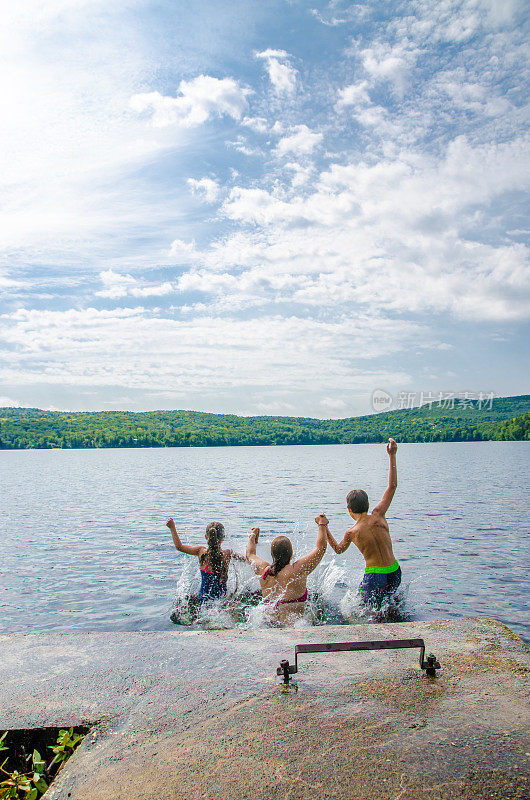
[269,536,293,577]
[201,521,227,580]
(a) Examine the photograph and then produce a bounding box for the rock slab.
[1,618,529,799]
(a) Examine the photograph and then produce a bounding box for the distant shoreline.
[1,439,528,453]
[1,395,528,449]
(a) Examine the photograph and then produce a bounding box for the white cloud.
[95,270,174,299]
[222,188,302,225]
[241,116,269,133]
[435,75,511,116]
[255,49,298,95]
[168,239,199,262]
[335,81,392,130]
[275,125,323,156]
[131,282,174,298]
[320,397,349,414]
[177,270,237,294]
[0,396,22,407]
[1,0,528,413]
[96,270,137,299]
[310,6,367,27]
[227,136,263,156]
[395,0,524,45]
[256,48,290,59]
[255,401,296,414]
[0,3,227,265]
[130,75,250,128]
[479,0,521,26]
[285,161,315,187]
[187,177,220,203]
[360,42,418,96]
[336,81,371,109]
[0,270,24,294]
[215,133,530,321]
[0,306,415,402]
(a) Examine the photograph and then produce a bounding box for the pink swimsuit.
[262,567,308,608]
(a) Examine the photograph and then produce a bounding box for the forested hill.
[0,395,528,450]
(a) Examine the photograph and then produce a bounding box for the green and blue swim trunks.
[359,560,401,604]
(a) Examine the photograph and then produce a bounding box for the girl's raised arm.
[246,527,270,575]
[292,514,328,576]
[166,517,206,556]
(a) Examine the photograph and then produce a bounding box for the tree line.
[0,396,528,450]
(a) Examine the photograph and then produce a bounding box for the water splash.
[169,557,412,629]
[340,584,411,624]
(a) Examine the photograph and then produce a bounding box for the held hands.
[386,438,398,456]
[315,513,329,526]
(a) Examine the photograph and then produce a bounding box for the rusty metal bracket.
[277,638,440,686]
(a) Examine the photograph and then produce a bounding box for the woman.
[166,518,243,602]
[246,514,328,625]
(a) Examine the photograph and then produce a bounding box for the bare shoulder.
[256,562,272,578]
[251,556,270,576]
[285,559,308,580]
[370,503,383,515]
[367,504,381,518]
[368,512,389,532]
[285,562,300,577]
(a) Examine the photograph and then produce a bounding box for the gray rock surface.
[1,618,529,799]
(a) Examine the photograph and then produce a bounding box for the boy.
[326,438,401,604]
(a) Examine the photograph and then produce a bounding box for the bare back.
[260,565,308,603]
[350,512,396,568]
[258,565,308,625]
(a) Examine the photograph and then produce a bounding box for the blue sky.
[0,0,529,416]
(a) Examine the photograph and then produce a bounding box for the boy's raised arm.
[372,438,398,517]
[166,517,205,556]
[326,527,353,554]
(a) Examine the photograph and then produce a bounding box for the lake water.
[1,442,529,641]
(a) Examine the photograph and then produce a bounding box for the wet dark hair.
[200,521,227,580]
[346,489,369,514]
[269,536,293,577]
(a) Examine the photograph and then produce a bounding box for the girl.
[166,518,243,602]
[245,514,328,625]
